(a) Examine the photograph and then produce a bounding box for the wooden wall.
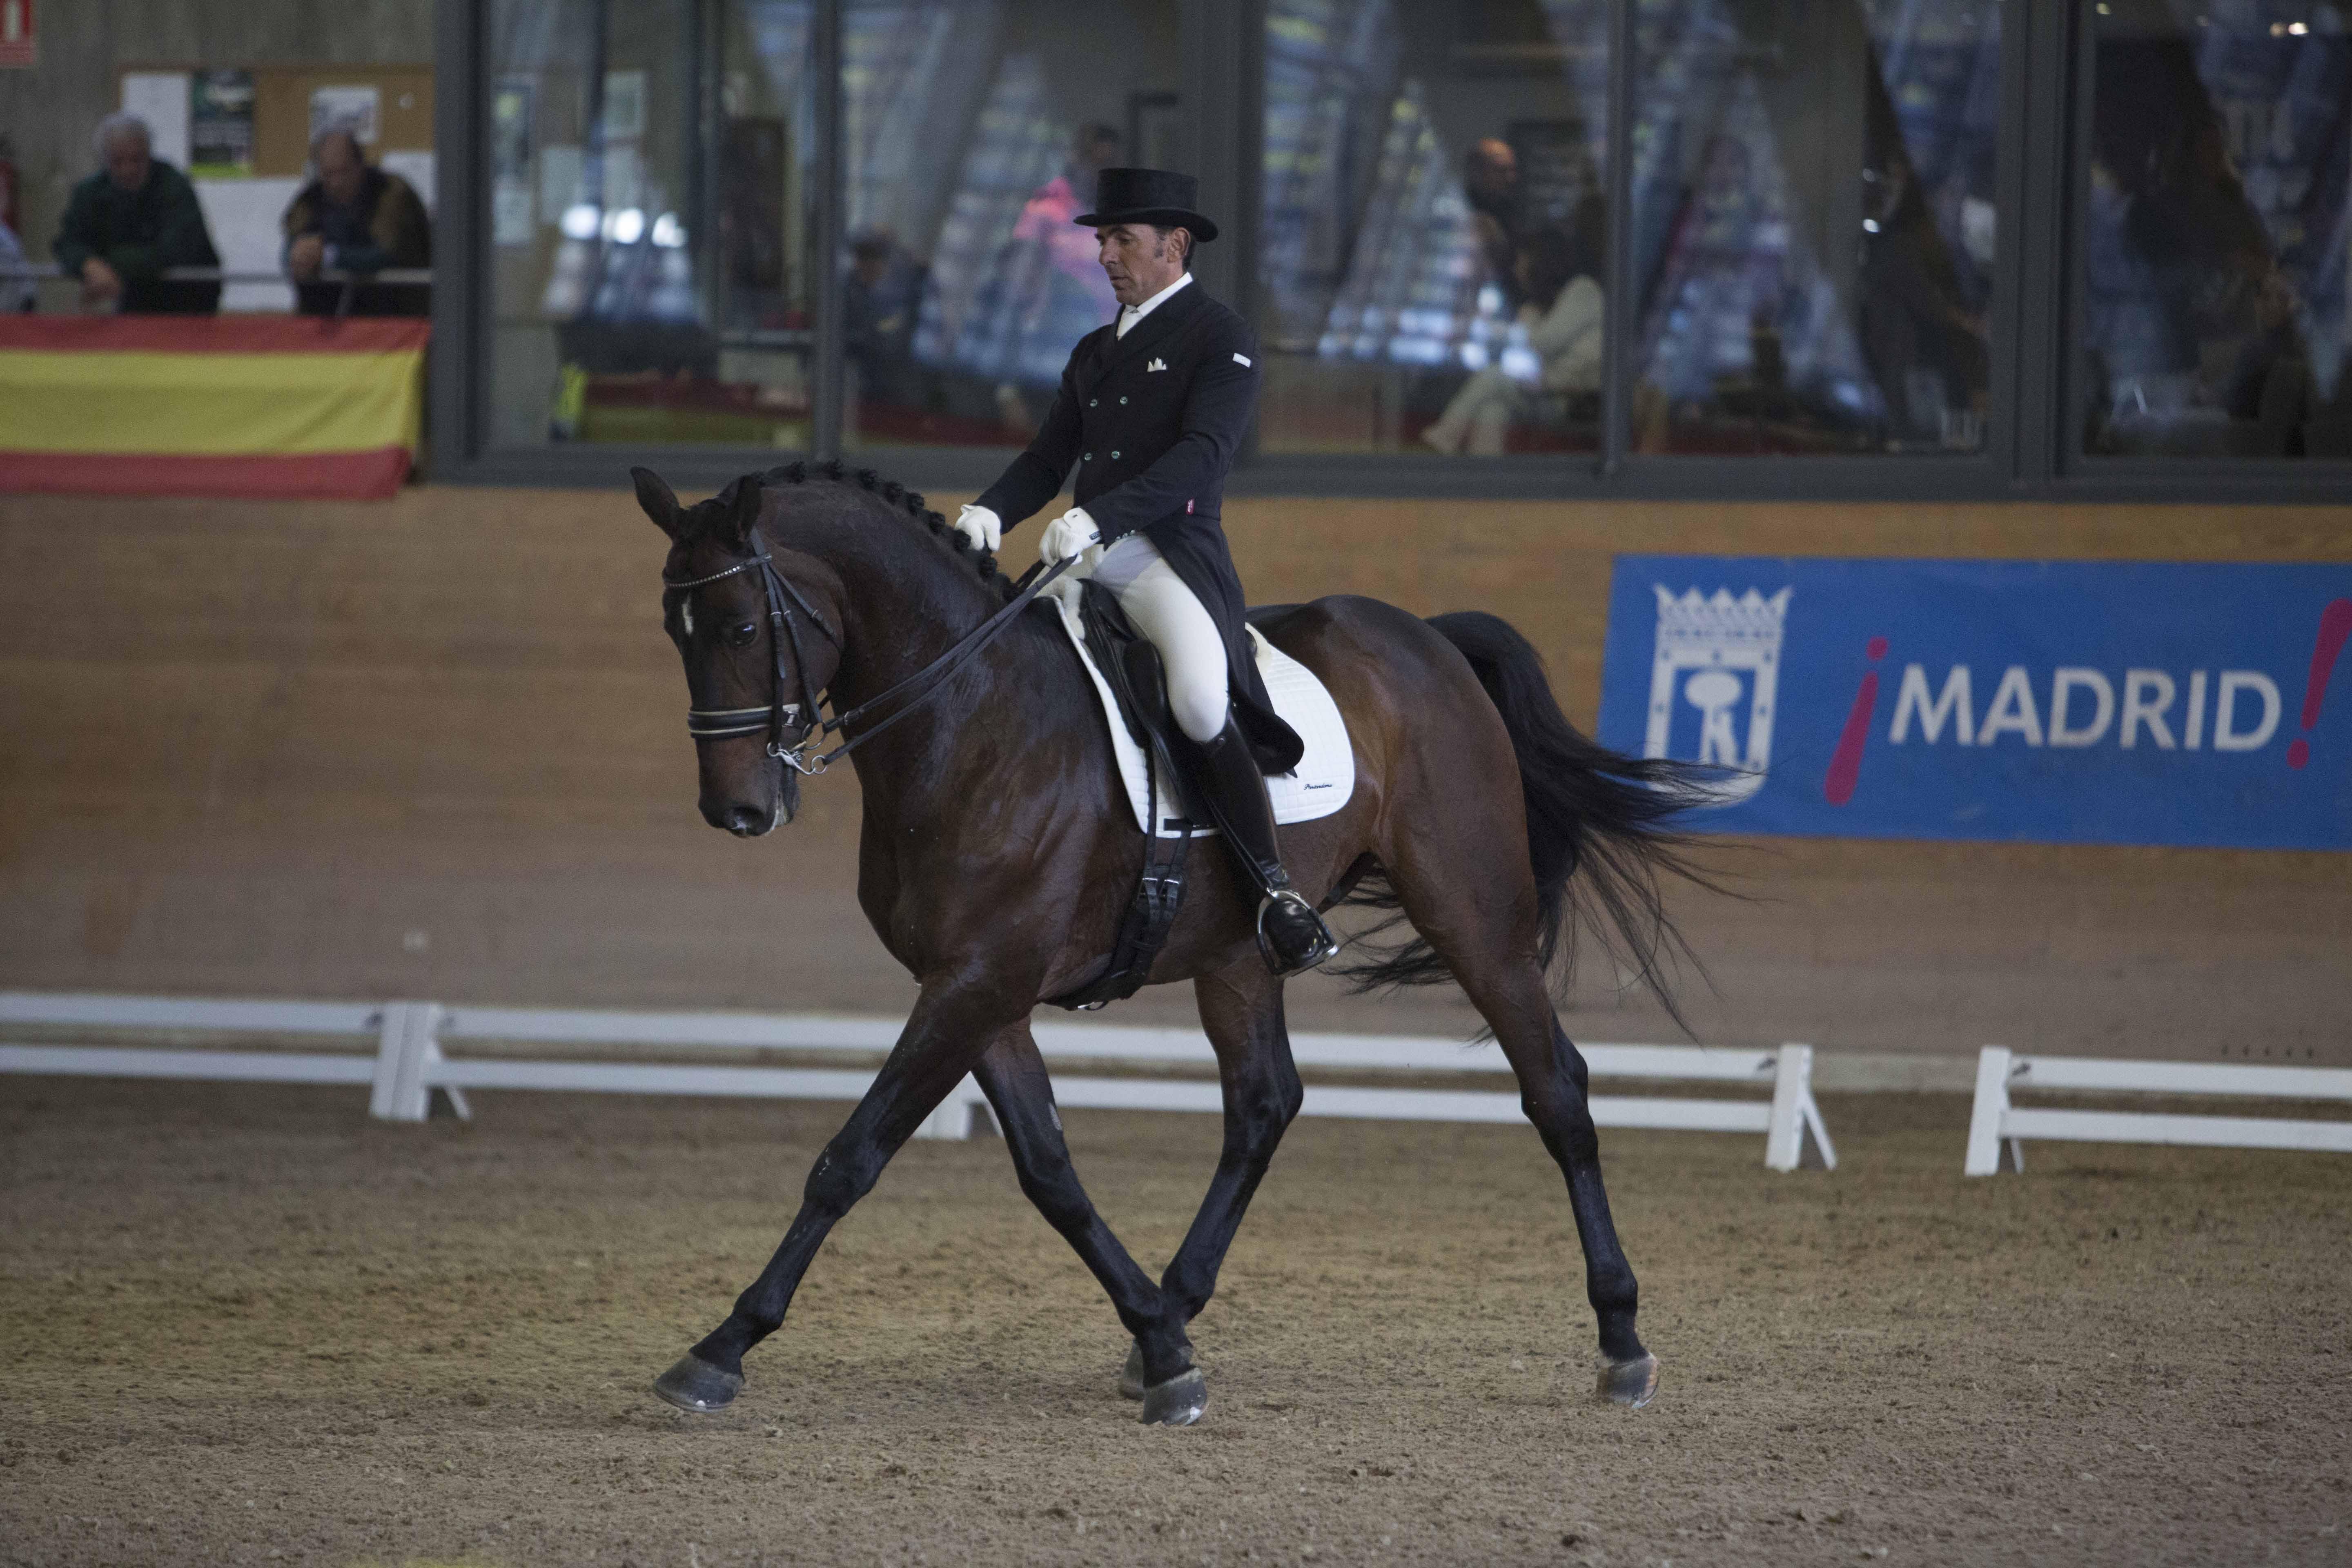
[1,484,2344,1064]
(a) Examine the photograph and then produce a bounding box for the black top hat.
[1074,167,1219,243]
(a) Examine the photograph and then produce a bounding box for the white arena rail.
[1964,1045,2352,1175]
[0,991,1834,1170]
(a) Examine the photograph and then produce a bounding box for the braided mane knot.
[753,459,1013,598]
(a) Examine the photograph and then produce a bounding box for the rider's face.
[1098,223,1187,308]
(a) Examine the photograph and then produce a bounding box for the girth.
[1043,581,1195,1011]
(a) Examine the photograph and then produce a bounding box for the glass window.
[1628,0,2003,454]
[841,0,1181,452]
[487,0,815,451]
[1258,0,1613,457]
[2080,0,2352,460]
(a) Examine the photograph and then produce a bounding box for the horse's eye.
[726,621,759,648]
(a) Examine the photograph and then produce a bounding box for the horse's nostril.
[722,805,765,836]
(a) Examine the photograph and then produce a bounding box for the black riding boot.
[1184,719,1339,976]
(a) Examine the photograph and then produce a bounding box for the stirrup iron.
[1256,888,1339,976]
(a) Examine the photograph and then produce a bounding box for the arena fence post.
[1964,1046,2016,1176]
[911,1080,980,1141]
[370,1001,454,1123]
[1764,1044,1835,1171]
[1960,1049,2352,1172]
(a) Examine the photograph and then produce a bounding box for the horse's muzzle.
[714,804,771,837]
[701,769,798,836]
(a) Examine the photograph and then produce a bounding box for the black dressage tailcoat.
[975,279,1302,773]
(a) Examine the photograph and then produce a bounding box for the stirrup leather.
[1256,888,1340,976]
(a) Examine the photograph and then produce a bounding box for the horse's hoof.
[1140,1367,1208,1426]
[1117,1342,1146,1401]
[653,1354,744,1414]
[1595,1352,1659,1410]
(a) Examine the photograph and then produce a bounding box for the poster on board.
[1597,555,2352,851]
[120,73,191,168]
[189,69,256,176]
[309,84,381,146]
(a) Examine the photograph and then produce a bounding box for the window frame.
[430,0,2352,504]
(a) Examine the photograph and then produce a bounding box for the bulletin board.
[118,64,432,175]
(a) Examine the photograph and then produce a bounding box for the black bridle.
[663,530,1073,776]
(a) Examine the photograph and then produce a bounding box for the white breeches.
[1080,534,1230,743]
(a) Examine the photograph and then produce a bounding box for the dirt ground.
[3,1079,2346,1567]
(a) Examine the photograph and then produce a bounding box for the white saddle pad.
[1047,585,1355,838]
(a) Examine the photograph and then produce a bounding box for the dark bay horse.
[635,461,1712,1425]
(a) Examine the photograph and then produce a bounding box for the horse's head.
[635,466,844,837]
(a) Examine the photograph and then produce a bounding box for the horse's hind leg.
[967,1022,1193,1410]
[652,982,1015,1415]
[1382,849,1657,1407]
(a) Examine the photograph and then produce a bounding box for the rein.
[664,532,1072,776]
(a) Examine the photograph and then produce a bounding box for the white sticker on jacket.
[1233,352,1253,367]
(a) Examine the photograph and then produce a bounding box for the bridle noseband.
[663,529,1073,777]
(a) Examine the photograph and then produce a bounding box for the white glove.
[1038,506,1101,565]
[953,503,1001,553]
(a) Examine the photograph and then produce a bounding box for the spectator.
[0,153,30,312]
[1856,147,1987,443]
[1422,212,1605,456]
[281,123,432,317]
[1463,137,1524,308]
[52,113,221,315]
[2222,258,2314,455]
[991,123,1125,430]
[844,225,930,411]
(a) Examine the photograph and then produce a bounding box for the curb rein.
[664,536,1074,776]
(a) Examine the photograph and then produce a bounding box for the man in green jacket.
[52,114,222,315]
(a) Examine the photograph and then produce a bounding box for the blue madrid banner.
[1595,556,2352,850]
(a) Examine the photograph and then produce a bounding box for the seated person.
[52,113,221,315]
[0,159,32,313]
[2222,258,2315,455]
[1463,138,1525,310]
[0,219,33,314]
[281,123,432,317]
[1857,147,1987,442]
[1423,214,1604,456]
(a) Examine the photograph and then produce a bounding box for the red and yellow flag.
[0,316,429,499]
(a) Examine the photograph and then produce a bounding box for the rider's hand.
[1038,506,1100,565]
[953,503,1001,554]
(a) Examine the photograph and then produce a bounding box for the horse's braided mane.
[749,458,1015,601]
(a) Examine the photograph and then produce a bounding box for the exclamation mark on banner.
[2287,598,2352,770]
[1824,636,1888,806]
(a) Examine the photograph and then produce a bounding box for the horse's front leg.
[1111,959,1302,1424]
[652,982,1018,1414]
[968,1024,1197,1419]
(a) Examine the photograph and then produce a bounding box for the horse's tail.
[1332,610,1723,1031]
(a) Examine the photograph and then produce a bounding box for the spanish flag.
[0,316,428,500]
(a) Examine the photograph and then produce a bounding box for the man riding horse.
[950,168,1339,978]
[637,167,1702,1425]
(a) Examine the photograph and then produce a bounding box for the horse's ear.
[717,475,766,550]
[631,466,682,538]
